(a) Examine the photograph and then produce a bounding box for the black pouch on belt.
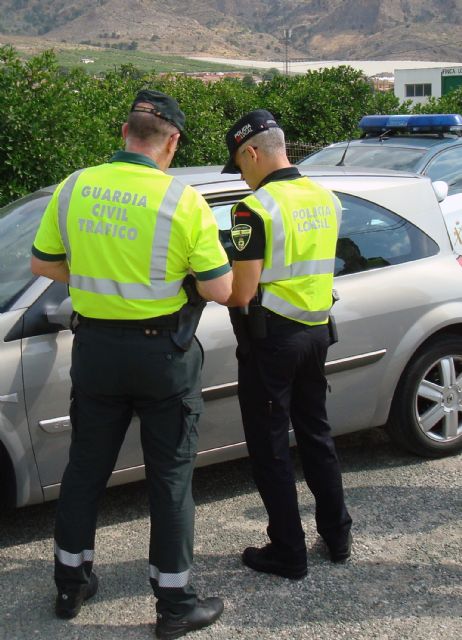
[247,287,267,340]
[170,274,207,351]
[247,303,267,339]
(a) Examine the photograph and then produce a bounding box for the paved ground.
[1,428,461,640]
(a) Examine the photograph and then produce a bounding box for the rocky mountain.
[0,0,461,61]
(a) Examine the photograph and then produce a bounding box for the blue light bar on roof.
[359,113,462,134]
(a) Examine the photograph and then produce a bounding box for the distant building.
[394,66,462,104]
[184,71,261,84]
[370,73,394,92]
[80,57,95,64]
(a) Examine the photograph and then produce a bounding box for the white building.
[394,66,462,104]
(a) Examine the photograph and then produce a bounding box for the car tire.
[387,334,462,458]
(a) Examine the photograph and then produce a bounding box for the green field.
[28,45,259,75]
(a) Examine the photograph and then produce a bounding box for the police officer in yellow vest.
[222,110,352,578]
[31,90,231,638]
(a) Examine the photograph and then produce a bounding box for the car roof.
[5,166,450,251]
[323,135,462,152]
[170,165,450,249]
[168,165,238,188]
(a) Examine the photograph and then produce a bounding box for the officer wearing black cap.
[222,109,352,578]
[31,89,231,638]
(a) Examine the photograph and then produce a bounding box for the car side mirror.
[45,296,73,330]
[432,180,449,203]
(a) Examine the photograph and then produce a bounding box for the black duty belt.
[264,309,301,329]
[76,312,179,334]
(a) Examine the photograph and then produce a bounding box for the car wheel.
[387,335,462,458]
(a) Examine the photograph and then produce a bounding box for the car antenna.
[336,139,351,166]
[378,128,392,143]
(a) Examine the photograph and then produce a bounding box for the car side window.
[335,193,439,276]
[0,194,51,312]
[211,203,234,230]
[425,146,462,195]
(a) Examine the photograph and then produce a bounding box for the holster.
[247,301,267,339]
[70,310,80,334]
[228,291,267,359]
[170,274,207,351]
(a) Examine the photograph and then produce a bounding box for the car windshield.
[0,193,50,312]
[300,145,427,171]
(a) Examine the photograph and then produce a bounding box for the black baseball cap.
[222,109,281,173]
[131,89,188,141]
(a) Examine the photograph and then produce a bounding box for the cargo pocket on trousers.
[177,396,203,459]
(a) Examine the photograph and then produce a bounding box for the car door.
[21,281,145,491]
[197,188,441,443]
[325,191,441,433]
[194,194,246,450]
[20,193,244,491]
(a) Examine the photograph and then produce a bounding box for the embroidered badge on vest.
[231,224,252,251]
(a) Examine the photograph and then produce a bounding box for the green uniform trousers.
[54,323,203,615]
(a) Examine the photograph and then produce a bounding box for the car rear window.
[301,145,426,171]
[335,193,439,276]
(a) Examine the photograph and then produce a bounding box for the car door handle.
[39,416,72,433]
[0,393,19,403]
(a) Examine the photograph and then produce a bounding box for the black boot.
[155,597,224,639]
[327,531,353,563]
[242,544,307,579]
[55,572,98,619]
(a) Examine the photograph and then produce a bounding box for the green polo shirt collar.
[109,150,159,170]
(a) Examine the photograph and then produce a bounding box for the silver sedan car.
[1,167,462,508]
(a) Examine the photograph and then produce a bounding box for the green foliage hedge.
[2,45,461,207]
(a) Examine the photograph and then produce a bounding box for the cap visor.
[221,157,240,174]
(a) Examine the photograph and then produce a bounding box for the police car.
[299,114,462,253]
[1,166,462,508]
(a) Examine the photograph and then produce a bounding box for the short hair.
[246,127,286,155]
[127,110,178,145]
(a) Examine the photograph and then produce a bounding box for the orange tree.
[1,46,419,207]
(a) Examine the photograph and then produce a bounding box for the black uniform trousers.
[54,323,203,615]
[237,319,352,564]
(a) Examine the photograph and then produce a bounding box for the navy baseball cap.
[131,89,188,141]
[222,109,281,173]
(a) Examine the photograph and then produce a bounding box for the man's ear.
[246,145,258,162]
[167,132,180,155]
[121,122,129,141]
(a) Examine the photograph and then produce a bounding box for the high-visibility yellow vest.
[33,154,229,319]
[235,176,342,325]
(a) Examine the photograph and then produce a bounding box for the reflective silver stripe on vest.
[261,290,330,323]
[60,173,185,300]
[261,258,335,282]
[54,541,94,567]
[69,274,182,299]
[58,169,86,262]
[150,178,186,283]
[254,188,334,283]
[254,188,285,274]
[149,564,190,588]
